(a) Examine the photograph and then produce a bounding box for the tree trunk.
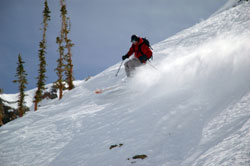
[34,101,38,111]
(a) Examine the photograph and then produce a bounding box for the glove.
[138,54,148,63]
[122,54,129,60]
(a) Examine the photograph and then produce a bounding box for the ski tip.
[95,89,103,94]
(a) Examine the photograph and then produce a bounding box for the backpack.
[138,37,153,61]
[142,38,152,49]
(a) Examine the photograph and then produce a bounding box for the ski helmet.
[131,35,139,42]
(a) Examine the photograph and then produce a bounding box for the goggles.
[131,40,137,44]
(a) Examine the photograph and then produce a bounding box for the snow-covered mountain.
[1,1,250,166]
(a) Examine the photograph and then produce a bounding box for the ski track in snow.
[1,2,250,166]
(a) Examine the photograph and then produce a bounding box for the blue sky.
[0,0,227,93]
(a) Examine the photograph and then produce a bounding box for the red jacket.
[127,38,152,61]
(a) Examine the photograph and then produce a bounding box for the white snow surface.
[1,2,250,166]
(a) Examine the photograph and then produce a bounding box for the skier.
[122,35,152,77]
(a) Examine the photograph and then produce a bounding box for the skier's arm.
[126,45,135,57]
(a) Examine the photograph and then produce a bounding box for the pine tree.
[55,0,74,100]
[60,0,74,90]
[55,0,67,100]
[13,54,28,117]
[34,0,51,111]
[64,16,75,90]
[55,35,65,100]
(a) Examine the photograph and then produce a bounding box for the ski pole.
[115,60,124,77]
[147,61,160,72]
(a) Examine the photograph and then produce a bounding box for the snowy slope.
[213,0,247,15]
[1,2,250,166]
